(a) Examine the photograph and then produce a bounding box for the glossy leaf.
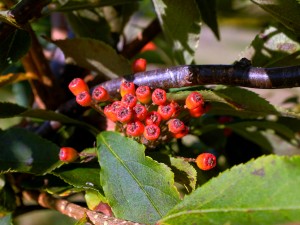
[159,155,300,225]
[53,38,131,79]
[0,127,61,175]
[97,131,180,225]
[152,0,201,64]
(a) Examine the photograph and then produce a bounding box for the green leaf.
[250,0,300,36]
[0,102,27,118]
[85,190,107,210]
[97,131,180,225]
[53,38,131,79]
[159,155,300,225]
[152,0,201,64]
[52,163,103,194]
[0,29,31,73]
[0,177,16,213]
[0,127,61,175]
[240,24,300,67]
[195,0,219,39]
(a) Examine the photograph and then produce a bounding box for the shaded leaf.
[0,127,61,175]
[0,102,27,118]
[97,131,180,225]
[53,38,131,79]
[159,155,300,225]
[152,0,201,64]
[0,177,16,213]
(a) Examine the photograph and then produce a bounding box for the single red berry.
[92,86,110,102]
[136,86,152,104]
[185,92,204,110]
[116,106,133,123]
[170,100,181,117]
[189,105,205,118]
[132,58,147,73]
[195,153,217,171]
[76,91,92,107]
[172,126,189,138]
[141,42,157,52]
[133,104,148,121]
[157,104,175,120]
[145,111,162,126]
[68,78,89,96]
[168,119,185,133]
[104,101,123,122]
[144,124,161,141]
[121,93,137,108]
[59,147,79,162]
[120,81,135,97]
[126,120,145,136]
[152,88,167,105]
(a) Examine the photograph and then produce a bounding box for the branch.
[24,191,144,225]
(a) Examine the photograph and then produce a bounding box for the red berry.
[116,106,133,123]
[157,104,175,120]
[59,147,79,162]
[136,86,152,104]
[152,88,167,105]
[145,111,162,126]
[126,120,145,136]
[120,81,135,97]
[172,126,189,138]
[195,153,216,171]
[185,92,204,110]
[92,86,110,102]
[189,105,205,118]
[168,119,185,133]
[76,91,92,107]
[104,101,123,122]
[68,78,89,96]
[170,100,181,117]
[132,58,147,73]
[121,93,137,108]
[133,104,148,121]
[144,124,161,141]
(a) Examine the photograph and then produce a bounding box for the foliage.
[0,0,300,225]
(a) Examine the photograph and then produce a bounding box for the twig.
[23,191,144,225]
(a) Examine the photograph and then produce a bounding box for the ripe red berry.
[136,86,152,104]
[133,104,148,121]
[121,93,137,108]
[144,124,161,141]
[68,78,89,96]
[152,88,167,105]
[104,101,123,122]
[76,91,92,107]
[126,120,145,136]
[120,81,135,97]
[145,111,162,126]
[59,147,79,162]
[189,105,205,118]
[172,126,189,138]
[116,106,133,123]
[185,92,204,110]
[168,119,185,133]
[170,100,181,117]
[132,58,147,73]
[157,104,175,120]
[195,153,216,171]
[92,86,110,102]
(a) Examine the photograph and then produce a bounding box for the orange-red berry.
[104,101,123,122]
[132,58,147,73]
[68,78,89,96]
[195,153,216,171]
[76,91,92,107]
[126,120,145,136]
[168,119,185,133]
[157,104,175,120]
[145,111,162,126]
[116,106,133,123]
[92,86,110,102]
[189,105,205,118]
[133,104,148,121]
[136,86,152,104]
[185,92,204,110]
[172,126,189,138]
[120,81,135,97]
[59,147,79,162]
[152,88,167,105]
[144,124,161,141]
[121,93,137,108]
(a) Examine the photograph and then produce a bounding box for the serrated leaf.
[0,29,31,73]
[240,24,300,67]
[53,38,131,79]
[52,163,103,193]
[97,131,180,225]
[152,0,201,64]
[0,127,61,175]
[159,155,300,225]
[251,0,300,35]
